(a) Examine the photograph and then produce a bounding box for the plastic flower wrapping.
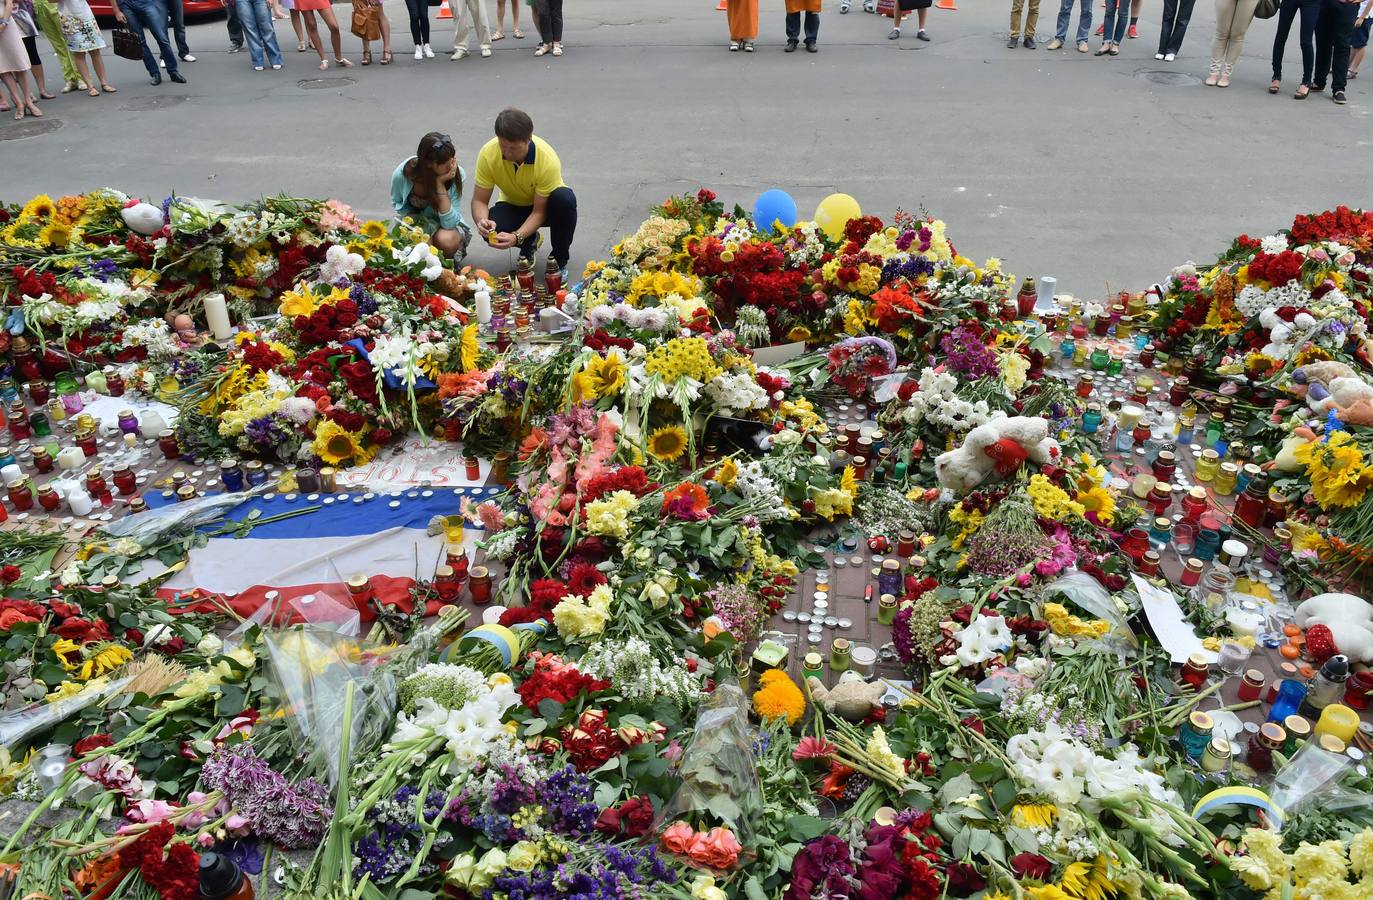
[5,190,1373,900]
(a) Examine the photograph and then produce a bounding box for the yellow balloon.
[813,193,862,242]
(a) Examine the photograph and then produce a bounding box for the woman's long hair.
[404,132,462,195]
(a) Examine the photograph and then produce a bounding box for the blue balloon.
[752,189,798,234]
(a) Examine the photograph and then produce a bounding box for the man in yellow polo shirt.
[470,108,578,277]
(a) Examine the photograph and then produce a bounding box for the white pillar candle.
[0,464,20,484]
[475,290,492,325]
[1036,275,1057,311]
[539,307,561,331]
[56,448,86,471]
[67,489,93,516]
[203,293,233,341]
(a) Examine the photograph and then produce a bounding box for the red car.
[90,0,225,19]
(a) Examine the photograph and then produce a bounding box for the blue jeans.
[121,0,179,77]
[785,10,819,43]
[166,0,189,56]
[1055,0,1091,41]
[235,0,282,66]
[1103,0,1129,41]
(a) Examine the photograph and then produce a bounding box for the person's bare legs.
[290,9,307,48]
[71,51,97,94]
[918,7,928,29]
[318,5,350,63]
[88,48,113,90]
[379,9,391,54]
[302,9,327,64]
[30,60,53,98]
[2,72,24,118]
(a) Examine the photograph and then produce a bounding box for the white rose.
[196,635,224,657]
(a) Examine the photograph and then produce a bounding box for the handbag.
[1254,0,1280,18]
[350,1,380,39]
[112,26,144,61]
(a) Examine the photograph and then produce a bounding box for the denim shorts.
[1354,19,1371,50]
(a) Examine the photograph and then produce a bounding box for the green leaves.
[786,815,827,842]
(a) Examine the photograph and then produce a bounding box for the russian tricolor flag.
[137,487,500,622]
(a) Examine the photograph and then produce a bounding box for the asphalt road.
[1,0,1369,294]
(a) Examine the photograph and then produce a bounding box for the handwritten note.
[1133,574,1217,664]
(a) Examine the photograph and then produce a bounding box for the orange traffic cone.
[437,0,452,18]
[935,0,956,8]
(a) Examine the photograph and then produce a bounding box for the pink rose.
[688,826,742,870]
[661,821,696,855]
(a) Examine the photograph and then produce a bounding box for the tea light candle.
[1226,607,1263,638]
[1315,704,1360,744]
[56,448,86,471]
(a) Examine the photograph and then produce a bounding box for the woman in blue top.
[391,132,471,260]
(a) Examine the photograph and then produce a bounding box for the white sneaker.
[422,43,434,58]
[160,59,167,67]
[480,45,491,57]
[271,63,281,69]
[451,46,469,59]
[1164,52,1175,60]
[415,46,424,59]
[1154,52,1164,59]
[180,53,196,62]
[254,65,263,70]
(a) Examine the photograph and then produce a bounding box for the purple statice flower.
[940,325,1000,379]
[199,745,330,849]
[350,281,380,315]
[538,764,598,836]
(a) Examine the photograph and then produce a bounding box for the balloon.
[813,193,862,242]
[752,189,798,235]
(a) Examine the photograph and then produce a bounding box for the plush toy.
[1294,592,1373,664]
[806,672,886,722]
[1258,308,1318,361]
[935,416,1061,493]
[120,201,165,236]
[1273,434,1309,472]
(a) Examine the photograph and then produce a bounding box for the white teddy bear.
[1294,592,1373,664]
[1258,307,1317,361]
[120,201,165,236]
[935,416,1061,493]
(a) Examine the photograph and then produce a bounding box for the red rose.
[54,617,100,641]
[594,806,622,836]
[945,862,986,897]
[1011,852,1053,880]
[74,734,114,756]
[370,427,393,445]
[125,627,145,645]
[157,637,186,655]
[619,796,654,838]
[327,409,367,433]
[49,600,81,619]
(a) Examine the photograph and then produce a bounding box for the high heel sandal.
[362,49,372,64]
[26,102,42,117]
[1294,83,1310,98]
[1269,79,1280,93]
[380,50,392,64]
[297,41,308,51]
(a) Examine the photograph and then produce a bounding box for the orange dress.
[727,0,758,39]
[785,0,822,10]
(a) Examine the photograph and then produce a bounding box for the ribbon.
[1192,786,1285,830]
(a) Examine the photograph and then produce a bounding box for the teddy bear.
[120,201,165,236]
[1258,307,1318,362]
[1294,592,1373,665]
[935,416,1061,493]
[1289,362,1373,426]
[806,672,887,722]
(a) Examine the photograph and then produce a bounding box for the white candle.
[0,464,20,484]
[141,410,168,437]
[56,448,86,471]
[203,293,233,341]
[1036,275,1057,311]
[67,489,93,516]
[539,307,561,331]
[482,605,507,625]
[475,290,492,325]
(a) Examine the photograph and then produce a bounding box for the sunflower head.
[647,425,688,463]
[20,195,56,221]
[314,419,373,466]
[37,222,74,248]
[360,220,387,240]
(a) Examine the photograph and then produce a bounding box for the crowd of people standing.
[2,0,1367,118]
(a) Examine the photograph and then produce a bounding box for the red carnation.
[1,564,23,584]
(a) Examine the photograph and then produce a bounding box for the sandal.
[513,29,524,38]
[102,83,117,92]
[380,50,392,64]
[1269,79,1280,93]
[39,90,56,99]
[318,58,329,69]
[87,86,100,96]
[491,30,504,40]
[13,107,23,120]
[297,41,308,52]
[26,102,42,117]
[362,49,372,65]
[534,43,549,55]
[1294,83,1310,98]
[335,56,353,67]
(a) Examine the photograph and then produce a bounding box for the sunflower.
[460,323,480,372]
[647,425,688,462]
[20,194,56,221]
[360,219,387,240]
[1077,485,1116,525]
[37,222,73,248]
[1313,462,1373,509]
[314,419,375,466]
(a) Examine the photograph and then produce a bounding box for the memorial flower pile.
[7,191,1373,900]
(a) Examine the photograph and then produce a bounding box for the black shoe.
[169,71,187,83]
[1333,90,1347,104]
[1007,35,1019,47]
[1024,35,1036,48]
[785,40,797,51]
[149,74,162,85]
[228,44,244,53]
[916,29,930,40]
[805,41,817,51]
[1311,82,1325,92]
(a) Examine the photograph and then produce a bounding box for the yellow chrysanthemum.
[313,420,375,467]
[751,669,806,726]
[716,457,739,490]
[647,425,688,463]
[1029,474,1085,521]
[460,323,480,372]
[1011,803,1058,829]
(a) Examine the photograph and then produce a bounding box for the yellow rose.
[472,848,507,889]
[506,841,540,873]
[444,853,477,890]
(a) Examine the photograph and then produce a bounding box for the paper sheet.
[1133,574,1218,664]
